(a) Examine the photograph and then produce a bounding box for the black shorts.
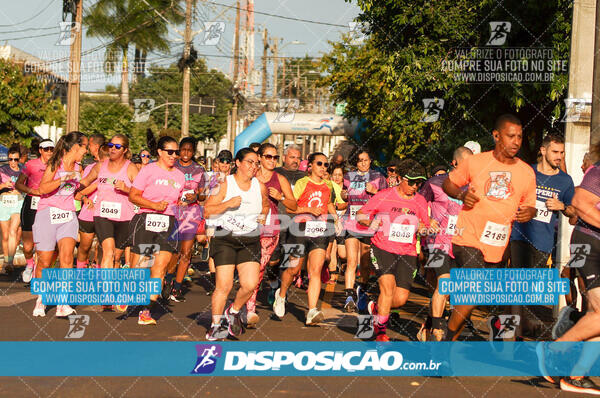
[20,195,38,232]
[370,245,417,289]
[424,248,452,277]
[508,239,549,268]
[287,221,334,255]
[451,244,503,268]
[130,213,180,254]
[568,229,600,290]
[78,219,95,234]
[211,228,261,267]
[344,229,372,245]
[94,217,131,249]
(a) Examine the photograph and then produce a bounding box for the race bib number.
[30,196,39,210]
[389,224,415,243]
[445,215,458,235]
[480,221,509,247]
[2,194,18,207]
[534,200,552,223]
[349,205,361,220]
[305,221,327,238]
[181,189,195,202]
[49,207,73,225]
[145,214,169,232]
[222,215,255,234]
[100,201,122,219]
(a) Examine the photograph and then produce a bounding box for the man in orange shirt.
[442,114,537,341]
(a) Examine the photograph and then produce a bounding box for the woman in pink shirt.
[32,131,88,318]
[16,139,54,282]
[357,159,430,342]
[128,136,185,326]
[0,145,24,274]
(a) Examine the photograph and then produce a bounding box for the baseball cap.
[464,141,481,154]
[39,140,55,149]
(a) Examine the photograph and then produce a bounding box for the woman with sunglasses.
[386,160,401,188]
[243,143,297,327]
[164,137,206,303]
[32,131,88,317]
[357,159,429,341]
[137,149,151,170]
[128,136,185,325]
[341,149,387,313]
[272,152,337,325]
[0,145,24,274]
[16,139,54,282]
[204,148,269,340]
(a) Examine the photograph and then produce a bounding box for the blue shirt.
[511,164,574,253]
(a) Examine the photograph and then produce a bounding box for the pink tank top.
[262,171,282,236]
[38,161,81,212]
[94,159,135,221]
[78,163,97,222]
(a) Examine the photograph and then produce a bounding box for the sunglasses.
[107,143,126,150]
[41,147,54,152]
[219,158,232,164]
[8,158,19,162]
[243,159,260,167]
[161,149,180,156]
[262,154,280,161]
[315,161,330,168]
[140,154,150,158]
[387,167,397,173]
[406,178,424,186]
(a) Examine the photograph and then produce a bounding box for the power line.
[0,26,58,35]
[0,32,58,41]
[0,0,56,27]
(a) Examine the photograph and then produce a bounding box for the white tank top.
[215,174,262,234]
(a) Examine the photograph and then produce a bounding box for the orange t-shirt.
[449,151,536,262]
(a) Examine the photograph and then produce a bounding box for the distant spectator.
[249,142,261,153]
[430,165,448,176]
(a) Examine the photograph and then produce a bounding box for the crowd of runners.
[1,113,600,392]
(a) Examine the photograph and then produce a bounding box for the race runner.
[246,143,297,327]
[273,152,337,325]
[0,145,24,275]
[358,159,429,342]
[342,149,387,312]
[16,139,54,283]
[128,136,185,325]
[32,131,88,317]
[441,114,536,341]
[204,148,269,340]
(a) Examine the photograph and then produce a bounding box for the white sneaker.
[22,267,33,283]
[306,308,324,325]
[55,305,76,317]
[272,288,286,318]
[33,296,46,317]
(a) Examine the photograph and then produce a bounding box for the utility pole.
[229,0,241,152]
[297,63,300,99]
[591,0,600,149]
[271,39,278,99]
[261,28,268,108]
[282,56,286,97]
[181,0,193,138]
[66,0,83,133]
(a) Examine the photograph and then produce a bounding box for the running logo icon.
[57,22,80,46]
[200,22,225,46]
[488,315,520,340]
[355,315,374,339]
[486,22,511,46]
[566,244,591,268]
[273,99,299,123]
[191,344,222,374]
[420,98,444,123]
[132,99,155,123]
[65,315,89,339]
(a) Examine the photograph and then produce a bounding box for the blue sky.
[0,0,361,92]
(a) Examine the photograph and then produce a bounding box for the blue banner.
[2,342,600,377]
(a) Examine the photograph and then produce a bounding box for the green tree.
[84,0,184,105]
[130,61,233,142]
[322,0,571,167]
[0,59,65,145]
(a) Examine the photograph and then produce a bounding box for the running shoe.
[183,275,193,286]
[306,308,325,325]
[416,322,429,342]
[226,306,244,337]
[169,289,186,303]
[55,305,76,317]
[344,296,356,313]
[187,267,195,276]
[374,322,389,342]
[367,300,377,316]
[115,305,128,313]
[200,246,210,262]
[356,286,369,312]
[429,328,445,342]
[552,306,577,340]
[122,263,130,269]
[246,312,260,328]
[101,305,113,312]
[272,288,286,318]
[267,288,276,306]
[33,296,46,317]
[161,280,173,301]
[536,342,560,384]
[138,309,157,325]
[22,267,33,283]
[206,321,228,341]
[560,377,600,394]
